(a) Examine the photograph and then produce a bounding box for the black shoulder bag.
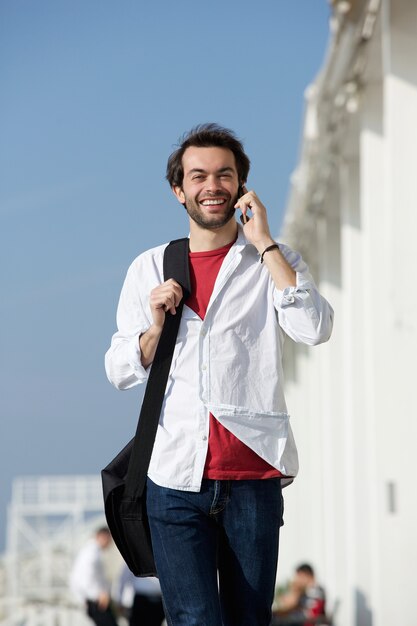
[101,237,190,577]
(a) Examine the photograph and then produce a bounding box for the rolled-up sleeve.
[273,245,334,345]
[105,261,152,390]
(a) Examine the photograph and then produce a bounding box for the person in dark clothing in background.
[272,563,326,626]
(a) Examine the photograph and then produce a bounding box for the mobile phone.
[238,184,251,224]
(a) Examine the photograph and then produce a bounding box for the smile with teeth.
[200,198,226,206]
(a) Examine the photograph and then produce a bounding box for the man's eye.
[192,175,203,180]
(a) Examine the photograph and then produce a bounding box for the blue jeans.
[146,477,283,626]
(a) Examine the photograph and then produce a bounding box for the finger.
[236,195,252,224]
[163,295,175,311]
[162,290,182,310]
[165,279,183,305]
[153,283,182,303]
[166,278,182,290]
[162,290,183,314]
[173,285,183,307]
[163,305,176,315]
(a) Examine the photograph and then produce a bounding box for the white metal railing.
[12,476,103,508]
[0,598,95,626]
[1,477,121,626]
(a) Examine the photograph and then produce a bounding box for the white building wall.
[279,2,417,625]
[378,1,417,622]
[359,79,384,626]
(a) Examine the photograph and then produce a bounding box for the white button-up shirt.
[105,226,333,491]
[69,540,110,603]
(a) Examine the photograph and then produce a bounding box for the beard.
[183,192,238,230]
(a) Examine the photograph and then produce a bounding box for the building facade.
[279,1,417,625]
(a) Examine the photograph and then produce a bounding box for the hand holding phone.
[235,188,276,253]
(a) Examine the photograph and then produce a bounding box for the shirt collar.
[234,223,250,249]
[186,222,250,252]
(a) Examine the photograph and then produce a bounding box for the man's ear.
[172,185,185,204]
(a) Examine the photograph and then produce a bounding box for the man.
[69,527,118,626]
[272,563,326,625]
[105,123,333,626]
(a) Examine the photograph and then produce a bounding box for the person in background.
[116,563,165,626]
[272,563,326,626]
[69,526,118,626]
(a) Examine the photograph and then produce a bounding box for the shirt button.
[201,329,206,336]
[284,295,295,304]
[202,364,207,371]
[202,435,207,441]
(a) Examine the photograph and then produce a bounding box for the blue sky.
[0,1,330,550]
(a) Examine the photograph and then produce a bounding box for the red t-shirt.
[186,241,281,480]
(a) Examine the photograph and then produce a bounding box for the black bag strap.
[125,237,190,499]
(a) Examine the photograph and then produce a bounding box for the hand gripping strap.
[125,238,190,498]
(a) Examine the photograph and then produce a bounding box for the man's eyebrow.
[186,167,235,175]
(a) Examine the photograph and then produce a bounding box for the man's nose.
[205,176,222,192]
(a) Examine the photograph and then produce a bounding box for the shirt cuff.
[273,274,314,308]
[127,333,149,380]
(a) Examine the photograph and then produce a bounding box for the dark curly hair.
[166,123,250,188]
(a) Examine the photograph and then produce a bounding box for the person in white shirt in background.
[116,564,165,626]
[70,526,118,626]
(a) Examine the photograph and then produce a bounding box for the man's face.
[173,146,240,230]
[294,571,310,591]
[97,531,112,550]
